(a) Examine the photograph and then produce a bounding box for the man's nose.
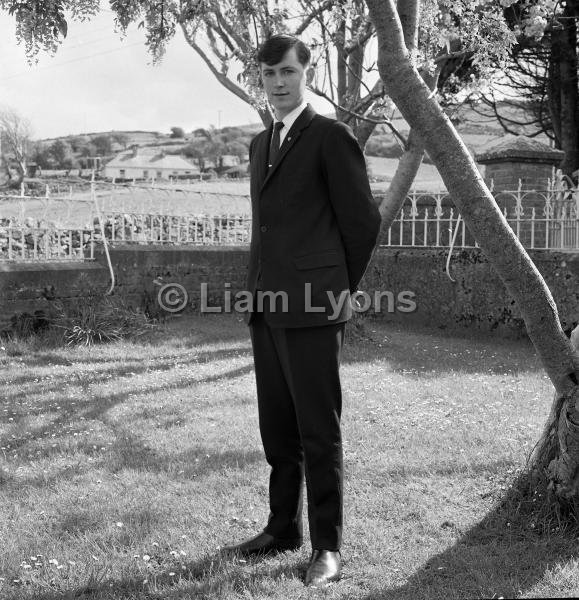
[274,74,285,87]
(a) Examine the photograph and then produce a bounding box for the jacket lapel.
[261,104,316,192]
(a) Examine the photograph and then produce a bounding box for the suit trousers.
[249,311,346,551]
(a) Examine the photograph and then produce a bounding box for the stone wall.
[0,261,110,330]
[483,161,554,191]
[101,245,248,315]
[1,245,577,337]
[361,248,578,335]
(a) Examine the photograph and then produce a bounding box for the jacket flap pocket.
[293,251,341,270]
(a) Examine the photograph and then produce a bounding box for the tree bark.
[378,128,424,224]
[365,0,579,503]
[554,6,579,176]
[377,2,429,230]
[547,51,563,147]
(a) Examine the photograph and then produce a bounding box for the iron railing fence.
[1,184,578,262]
[98,213,252,246]
[383,186,579,250]
[0,214,252,262]
[0,227,96,261]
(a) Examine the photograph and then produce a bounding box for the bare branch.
[294,0,334,36]
[180,23,253,106]
[309,86,408,145]
[344,23,375,55]
[352,79,386,114]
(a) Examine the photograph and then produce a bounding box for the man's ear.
[306,66,314,85]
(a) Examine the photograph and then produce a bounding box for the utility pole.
[217,110,222,130]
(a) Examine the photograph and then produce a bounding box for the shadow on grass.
[362,457,519,481]
[104,432,264,480]
[3,344,253,397]
[26,493,578,600]
[3,428,264,495]
[342,318,541,377]
[2,356,254,444]
[359,476,579,600]
[1,350,260,497]
[22,550,307,599]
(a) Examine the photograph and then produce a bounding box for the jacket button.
[260,225,267,233]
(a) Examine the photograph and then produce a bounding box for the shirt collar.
[274,101,308,132]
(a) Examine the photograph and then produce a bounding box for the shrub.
[50,292,152,346]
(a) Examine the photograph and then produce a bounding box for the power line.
[56,32,129,51]
[0,41,144,82]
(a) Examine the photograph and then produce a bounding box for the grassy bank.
[0,314,575,599]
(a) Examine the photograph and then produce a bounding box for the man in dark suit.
[223,34,381,587]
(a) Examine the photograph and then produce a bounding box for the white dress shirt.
[272,101,308,149]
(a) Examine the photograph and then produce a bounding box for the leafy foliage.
[91,134,113,156]
[170,126,185,139]
[0,0,99,61]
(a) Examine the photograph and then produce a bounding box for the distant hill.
[36,100,550,166]
[39,130,164,146]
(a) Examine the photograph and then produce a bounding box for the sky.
[0,6,333,140]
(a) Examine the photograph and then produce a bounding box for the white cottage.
[103,146,200,181]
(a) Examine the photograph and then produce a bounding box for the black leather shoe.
[304,549,341,586]
[221,532,302,557]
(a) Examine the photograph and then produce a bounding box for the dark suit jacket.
[246,104,381,328]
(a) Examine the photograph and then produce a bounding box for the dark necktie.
[268,121,284,168]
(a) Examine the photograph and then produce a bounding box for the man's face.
[260,47,311,120]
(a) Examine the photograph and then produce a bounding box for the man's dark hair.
[257,34,311,66]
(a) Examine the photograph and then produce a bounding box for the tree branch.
[294,0,334,36]
[180,23,255,108]
[397,0,420,54]
[344,20,375,55]
[309,85,408,145]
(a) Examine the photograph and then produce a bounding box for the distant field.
[367,157,447,192]
[0,158,452,227]
[0,182,252,228]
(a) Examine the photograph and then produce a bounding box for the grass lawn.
[1,314,577,599]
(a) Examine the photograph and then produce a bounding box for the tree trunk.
[366,0,579,507]
[372,0,423,221]
[14,156,26,185]
[378,69,438,228]
[378,128,424,224]
[350,79,388,148]
[355,119,378,149]
[335,20,348,123]
[552,7,579,177]
[547,53,563,148]
[0,154,12,184]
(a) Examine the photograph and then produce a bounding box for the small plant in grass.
[0,309,63,350]
[2,310,50,339]
[50,291,153,346]
[345,310,376,344]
